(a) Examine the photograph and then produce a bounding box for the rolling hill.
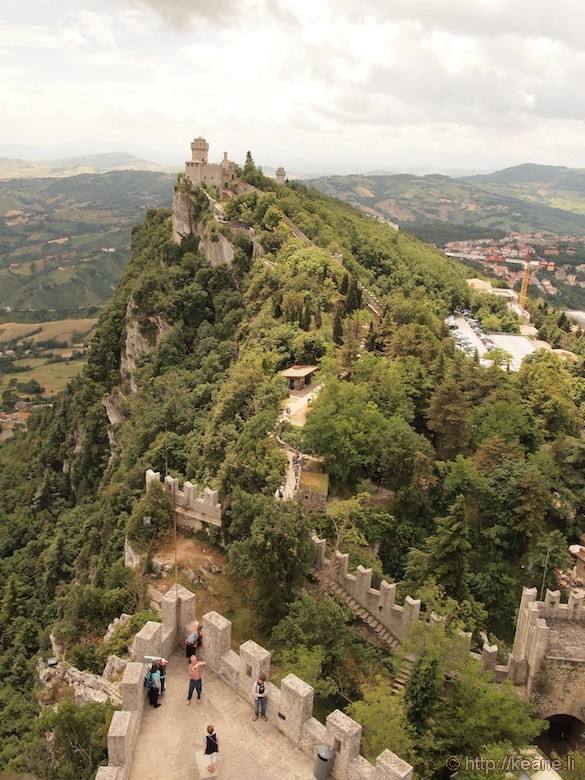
[0,151,178,179]
[309,164,585,238]
[0,170,175,313]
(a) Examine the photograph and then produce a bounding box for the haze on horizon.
[2,0,585,175]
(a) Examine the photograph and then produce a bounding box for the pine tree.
[404,651,442,734]
[427,376,470,460]
[340,272,349,295]
[300,302,312,331]
[365,321,376,351]
[427,495,472,602]
[345,276,360,314]
[314,302,322,329]
[332,306,344,345]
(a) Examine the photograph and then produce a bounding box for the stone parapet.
[200,609,413,780]
[145,469,221,529]
[95,767,121,780]
[101,586,196,778]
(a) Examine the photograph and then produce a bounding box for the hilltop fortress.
[171,136,286,246]
[184,136,237,191]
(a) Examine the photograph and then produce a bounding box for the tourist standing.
[158,657,168,695]
[147,662,162,708]
[186,622,200,660]
[203,725,219,773]
[252,674,267,720]
[187,656,206,704]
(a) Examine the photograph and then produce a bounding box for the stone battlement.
[97,585,413,780]
[96,584,196,780]
[315,532,585,720]
[312,535,422,643]
[313,536,506,682]
[145,469,222,529]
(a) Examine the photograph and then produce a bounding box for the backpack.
[187,630,199,646]
[144,671,154,689]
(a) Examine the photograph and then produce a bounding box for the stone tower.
[190,136,209,164]
[276,166,286,185]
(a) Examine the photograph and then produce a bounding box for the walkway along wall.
[314,536,585,715]
[95,585,196,780]
[96,585,414,780]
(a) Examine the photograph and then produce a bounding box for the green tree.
[228,501,315,626]
[303,378,390,483]
[427,376,470,460]
[126,480,173,547]
[21,694,115,780]
[347,679,414,763]
[406,496,472,603]
[528,530,572,592]
[427,496,472,602]
[404,650,442,735]
[332,305,343,345]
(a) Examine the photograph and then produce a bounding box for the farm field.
[1,357,86,396]
[0,318,97,344]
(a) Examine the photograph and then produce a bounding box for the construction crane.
[518,248,533,309]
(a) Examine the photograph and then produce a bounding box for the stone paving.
[128,652,315,780]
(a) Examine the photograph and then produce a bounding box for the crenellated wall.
[97,584,414,780]
[95,585,196,780]
[508,586,585,718]
[145,469,222,530]
[201,610,414,780]
[314,535,585,717]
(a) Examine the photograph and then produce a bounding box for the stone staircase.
[324,578,400,650]
[391,655,416,694]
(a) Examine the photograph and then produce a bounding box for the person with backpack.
[203,724,219,774]
[146,661,161,708]
[185,622,200,660]
[252,674,267,721]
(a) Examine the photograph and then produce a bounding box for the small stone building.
[280,364,318,391]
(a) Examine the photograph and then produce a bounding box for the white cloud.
[2,0,585,170]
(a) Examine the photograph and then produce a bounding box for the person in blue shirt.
[147,661,161,708]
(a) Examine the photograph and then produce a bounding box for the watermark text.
[445,755,575,773]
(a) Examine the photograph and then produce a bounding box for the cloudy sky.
[2,0,585,173]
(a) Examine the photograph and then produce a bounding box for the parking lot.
[452,313,489,356]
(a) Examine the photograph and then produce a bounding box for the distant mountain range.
[0,151,179,179]
[308,163,585,239]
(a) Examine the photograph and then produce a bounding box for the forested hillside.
[0,162,583,778]
[0,170,174,311]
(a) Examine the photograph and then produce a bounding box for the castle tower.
[190,136,209,164]
[276,166,286,185]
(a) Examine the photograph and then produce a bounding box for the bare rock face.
[103,654,128,682]
[124,539,142,570]
[196,225,234,267]
[39,661,122,707]
[171,187,199,243]
[103,613,132,643]
[120,296,172,393]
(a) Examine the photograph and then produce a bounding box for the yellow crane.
[518,248,533,309]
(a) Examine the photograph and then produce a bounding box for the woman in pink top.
[187,656,206,704]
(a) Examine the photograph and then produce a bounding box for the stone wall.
[508,586,585,718]
[313,536,508,681]
[98,584,413,780]
[202,610,413,780]
[96,585,196,780]
[145,469,222,529]
[315,532,585,718]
